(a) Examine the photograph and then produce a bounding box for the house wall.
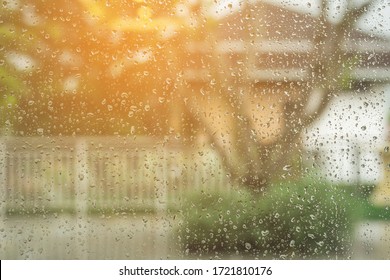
[303,85,389,184]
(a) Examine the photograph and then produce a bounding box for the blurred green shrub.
[179,178,360,259]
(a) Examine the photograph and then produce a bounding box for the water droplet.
[361,126,366,131]
[245,242,252,250]
[283,165,292,171]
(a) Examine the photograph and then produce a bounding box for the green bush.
[179,178,360,259]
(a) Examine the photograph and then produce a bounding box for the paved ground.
[0,214,177,259]
[1,216,390,259]
[353,221,390,259]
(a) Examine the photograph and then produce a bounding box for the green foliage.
[179,178,360,259]
[340,55,360,90]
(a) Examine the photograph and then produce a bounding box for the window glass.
[1,0,389,259]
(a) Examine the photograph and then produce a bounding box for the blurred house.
[181,1,390,183]
[4,1,388,186]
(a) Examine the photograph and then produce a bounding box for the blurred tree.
[183,0,387,192]
[1,0,186,135]
[1,0,386,193]
[0,1,90,135]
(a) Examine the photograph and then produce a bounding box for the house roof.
[184,1,390,82]
[215,1,387,43]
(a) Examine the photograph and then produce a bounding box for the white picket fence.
[0,136,232,216]
[1,136,381,217]
[1,136,383,259]
[0,136,233,259]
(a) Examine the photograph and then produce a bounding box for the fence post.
[75,139,89,258]
[0,140,6,258]
[155,147,168,214]
[153,147,169,258]
[0,140,6,219]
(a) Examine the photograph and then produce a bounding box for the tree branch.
[340,0,376,31]
[184,99,240,182]
[302,89,333,128]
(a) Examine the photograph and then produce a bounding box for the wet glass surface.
[1,0,389,259]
